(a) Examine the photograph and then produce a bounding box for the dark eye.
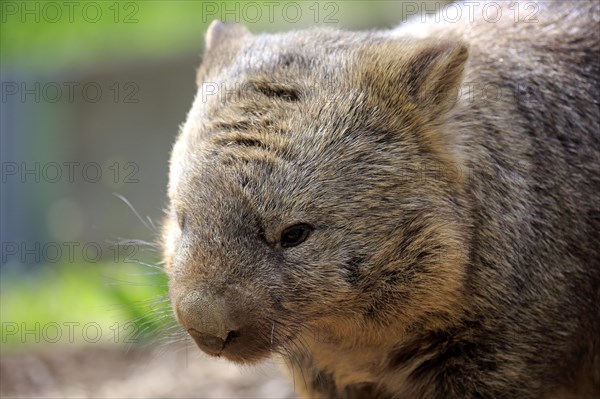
[280,223,313,248]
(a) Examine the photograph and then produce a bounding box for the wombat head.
[163,20,470,363]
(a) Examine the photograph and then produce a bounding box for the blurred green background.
[0,0,445,352]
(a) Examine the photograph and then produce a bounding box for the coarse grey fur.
[163,1,600,398]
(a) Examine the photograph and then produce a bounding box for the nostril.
[187,328,225,355]
[224,330,239,345]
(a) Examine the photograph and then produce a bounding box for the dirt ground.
[0,345,299,398]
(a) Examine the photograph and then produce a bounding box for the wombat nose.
[187,329,240,355]
[175,290,239,355]
[188,329,224,354]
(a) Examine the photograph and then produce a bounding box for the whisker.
[125,259,166,272]
[271,320,275,345]
[102,276,167,288]
[113,192,158,234]
[112,238,160,250]
[146,216,158,232]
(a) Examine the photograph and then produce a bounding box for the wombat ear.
[204,20,251,52]
[358,39,468,123]
[196,20,252,85]
[405,40,468,118]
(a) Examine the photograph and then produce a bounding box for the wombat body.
[163,2,600,398]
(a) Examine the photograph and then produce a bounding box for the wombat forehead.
[227,30,369,81]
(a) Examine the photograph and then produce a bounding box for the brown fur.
[163,2,600,398]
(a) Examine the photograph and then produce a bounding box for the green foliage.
[0,0,407,71]
[1,1,215,71]
[0,261,170,350]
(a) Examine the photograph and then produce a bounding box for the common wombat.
[162,2,600,398]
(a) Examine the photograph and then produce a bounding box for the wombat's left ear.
[405,40,468,118]
[197,20,252,84]
[358,39,468,122]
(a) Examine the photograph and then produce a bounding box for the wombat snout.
[187,328,240,355]
[174,290,241,356]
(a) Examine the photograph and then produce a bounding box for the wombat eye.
[280,224,313,248]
